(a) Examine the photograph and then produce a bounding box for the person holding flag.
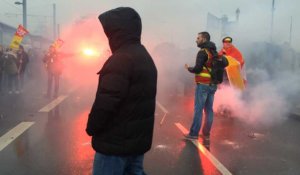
[216,37,246,117]
[43,45,64,98]
[219,36,246,89]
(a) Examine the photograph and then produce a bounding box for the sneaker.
[8,91,13,94]
[15,90,20,94]
[184,134,198,140]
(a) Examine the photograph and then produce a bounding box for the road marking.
[175,123,232,175]
[160,113,167,125]
[156,101,169,114]
[39,95,68,112]
[0,122,34,151]
[156,101,169,125]
[82,142,91,146]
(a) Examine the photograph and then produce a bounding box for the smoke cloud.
[218,67,300,126]
[58,17,110,89]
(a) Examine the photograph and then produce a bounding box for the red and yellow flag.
[52,38,64,49]
[9,25,29,50]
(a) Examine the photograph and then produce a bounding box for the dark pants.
[47,72,60,97]
[19,71,25,89]
[189,84,217,137]
[93,152,146,175]
[8,74,19,92]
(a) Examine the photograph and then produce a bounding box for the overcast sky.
[0,0,299,50]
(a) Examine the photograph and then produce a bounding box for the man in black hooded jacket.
[86,7,157,175]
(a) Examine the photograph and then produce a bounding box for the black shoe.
[199,134,210,141]
[184,134,198,140]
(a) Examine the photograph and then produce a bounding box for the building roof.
[0,22,16,33]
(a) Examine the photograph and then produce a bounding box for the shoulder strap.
[202,48,212,74]
[202,48,210,59]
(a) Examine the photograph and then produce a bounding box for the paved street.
[1,77,300,175]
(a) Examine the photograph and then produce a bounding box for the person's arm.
[218,49,226,56]
[86,55,131,136]
[186,50,207,74]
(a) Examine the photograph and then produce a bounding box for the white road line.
[39,95,68,112]
[0,122,34,151]
[160,113,167,125]
[175,123,232,175]
[82,142,91,146]
[156,101,169,114]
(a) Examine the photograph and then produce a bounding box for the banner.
[226,56,246,91]
[9,25,29,50]
[52,38,64,49]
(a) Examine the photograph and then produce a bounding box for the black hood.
[98,7,142,53]
[198,41,217,51]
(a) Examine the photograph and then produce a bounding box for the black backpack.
[204,49,229,84]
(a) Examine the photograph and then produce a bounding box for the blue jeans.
[93,152,146,175]
[189,84,217,136]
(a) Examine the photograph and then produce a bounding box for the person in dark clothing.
[17,45,29,90]
[43,45,63,98]
[184,32,218,141]
[0,45,4,93]
[86,7,157,175]
[3,49,19,94]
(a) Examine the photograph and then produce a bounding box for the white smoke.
[214,68,300,126]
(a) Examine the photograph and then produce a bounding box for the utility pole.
[53,3,57,40]
[57,24,60,38]
[14,0,27,29]
[23,0,27,29]
[289,16,293,45]
[270,0,275,42]
[236,8,240,22]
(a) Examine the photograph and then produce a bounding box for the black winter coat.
[17,51,29,73]
[43,52,63,75]
[188,41,218,74]
[86,7,157,156]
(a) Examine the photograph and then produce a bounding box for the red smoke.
[58,17,110,88]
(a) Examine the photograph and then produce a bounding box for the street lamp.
[14,0,27,29]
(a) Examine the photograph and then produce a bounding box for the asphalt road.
[0,77,300,175]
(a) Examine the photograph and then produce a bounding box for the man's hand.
[184,64,189,70]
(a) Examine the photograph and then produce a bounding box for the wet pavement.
[1,82,300,175]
